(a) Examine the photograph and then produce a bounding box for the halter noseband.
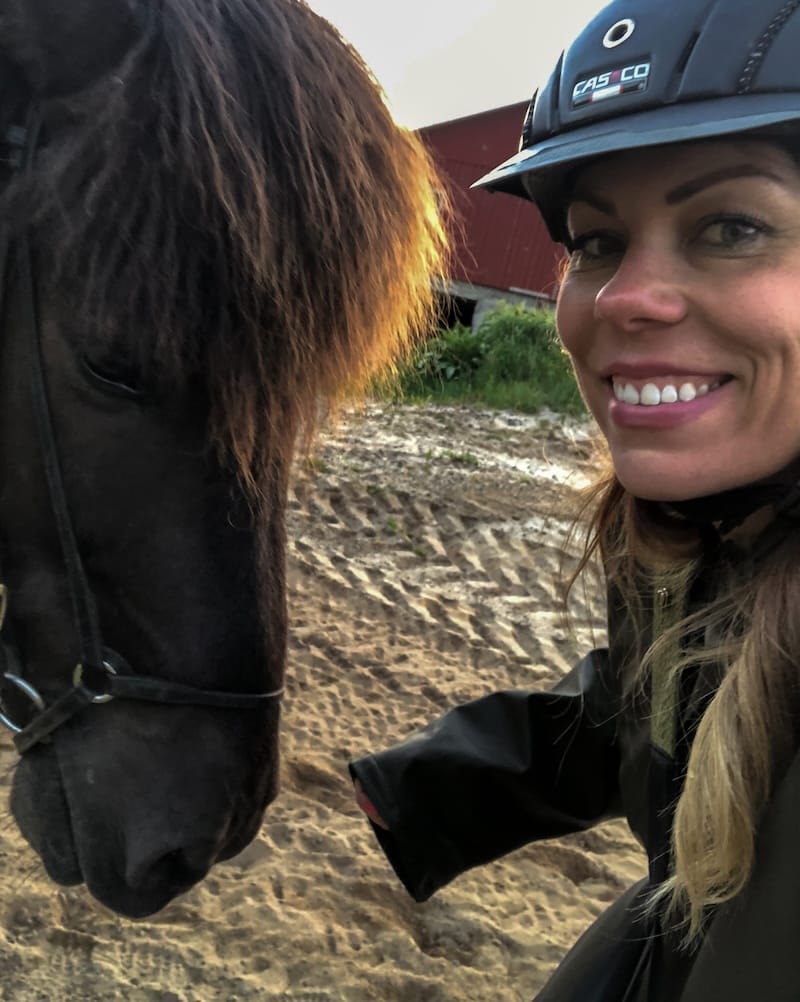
[0,109,284,755]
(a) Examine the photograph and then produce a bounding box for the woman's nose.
[594,247,688,332]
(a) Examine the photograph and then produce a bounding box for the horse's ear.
[0,0,141,95]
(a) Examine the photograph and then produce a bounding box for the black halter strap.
[0,108,284,755]
[20,112,105,676]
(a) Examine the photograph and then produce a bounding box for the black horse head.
[0,0,445,916]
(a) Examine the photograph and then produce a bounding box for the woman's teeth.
[612,378,721,406]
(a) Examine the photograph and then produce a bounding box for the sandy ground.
[0,402,646,1001]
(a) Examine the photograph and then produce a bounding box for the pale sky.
[307,0,608,128]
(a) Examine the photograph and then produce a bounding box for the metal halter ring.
[73,661,117,704]
[0,672,46,734]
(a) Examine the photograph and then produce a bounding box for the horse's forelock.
[16,0,447,502]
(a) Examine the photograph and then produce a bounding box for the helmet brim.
[472,94,800,226]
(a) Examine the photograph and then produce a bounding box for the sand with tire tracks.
[0,402,645,1001]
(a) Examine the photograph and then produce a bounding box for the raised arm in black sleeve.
[349,648,623,901]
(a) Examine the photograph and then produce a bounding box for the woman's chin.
[628,484,699,503]
[613,463,737,504]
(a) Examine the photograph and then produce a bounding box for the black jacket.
[350,519,800,1001]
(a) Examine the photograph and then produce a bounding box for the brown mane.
[9,0,447,498]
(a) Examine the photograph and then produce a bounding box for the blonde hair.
[570,447,800,942]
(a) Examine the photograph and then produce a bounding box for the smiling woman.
[557,140,800,501]
[350,1,800,1000]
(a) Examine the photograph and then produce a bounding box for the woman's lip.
[607,378,732,429]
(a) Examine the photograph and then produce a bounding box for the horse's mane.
[9,0,446,499]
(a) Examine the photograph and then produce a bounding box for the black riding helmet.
[474,0,800,242]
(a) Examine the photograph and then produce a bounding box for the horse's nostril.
[128,841,218,896]
[162,848,208,888]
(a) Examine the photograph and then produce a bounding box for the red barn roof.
[419,102,563,301]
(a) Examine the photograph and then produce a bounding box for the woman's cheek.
[556,306,607,427]
[555,285,589,368]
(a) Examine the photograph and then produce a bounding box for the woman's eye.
[81,355,144,400]
[697,215,770,250]
[565,231,625,266]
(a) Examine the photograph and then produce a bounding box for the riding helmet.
[473,0,800,241]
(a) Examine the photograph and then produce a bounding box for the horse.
[0,0,445,917]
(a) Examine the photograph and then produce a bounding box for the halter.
[0,109,284,755]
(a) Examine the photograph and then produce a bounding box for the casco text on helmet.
[474,0,800,241]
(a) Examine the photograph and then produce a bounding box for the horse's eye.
[81,355,144,400]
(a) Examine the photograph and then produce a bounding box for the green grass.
[442,450,479,467]
[374,302,585,416]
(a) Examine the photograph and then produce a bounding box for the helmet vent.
[662,30,701,103]
[737,0,800,93]
[675,31,701,76]
[519,93,536,152]
[602,18,636,49]
[549,53,564,136]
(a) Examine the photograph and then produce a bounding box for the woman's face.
[556,139,800,501]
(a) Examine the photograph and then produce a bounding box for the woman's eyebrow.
[664,164,784,203]
[568,163,786,218]
[565,190,617,216]
[567,190,617,216]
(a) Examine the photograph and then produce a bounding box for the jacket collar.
[656,454,800,536]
